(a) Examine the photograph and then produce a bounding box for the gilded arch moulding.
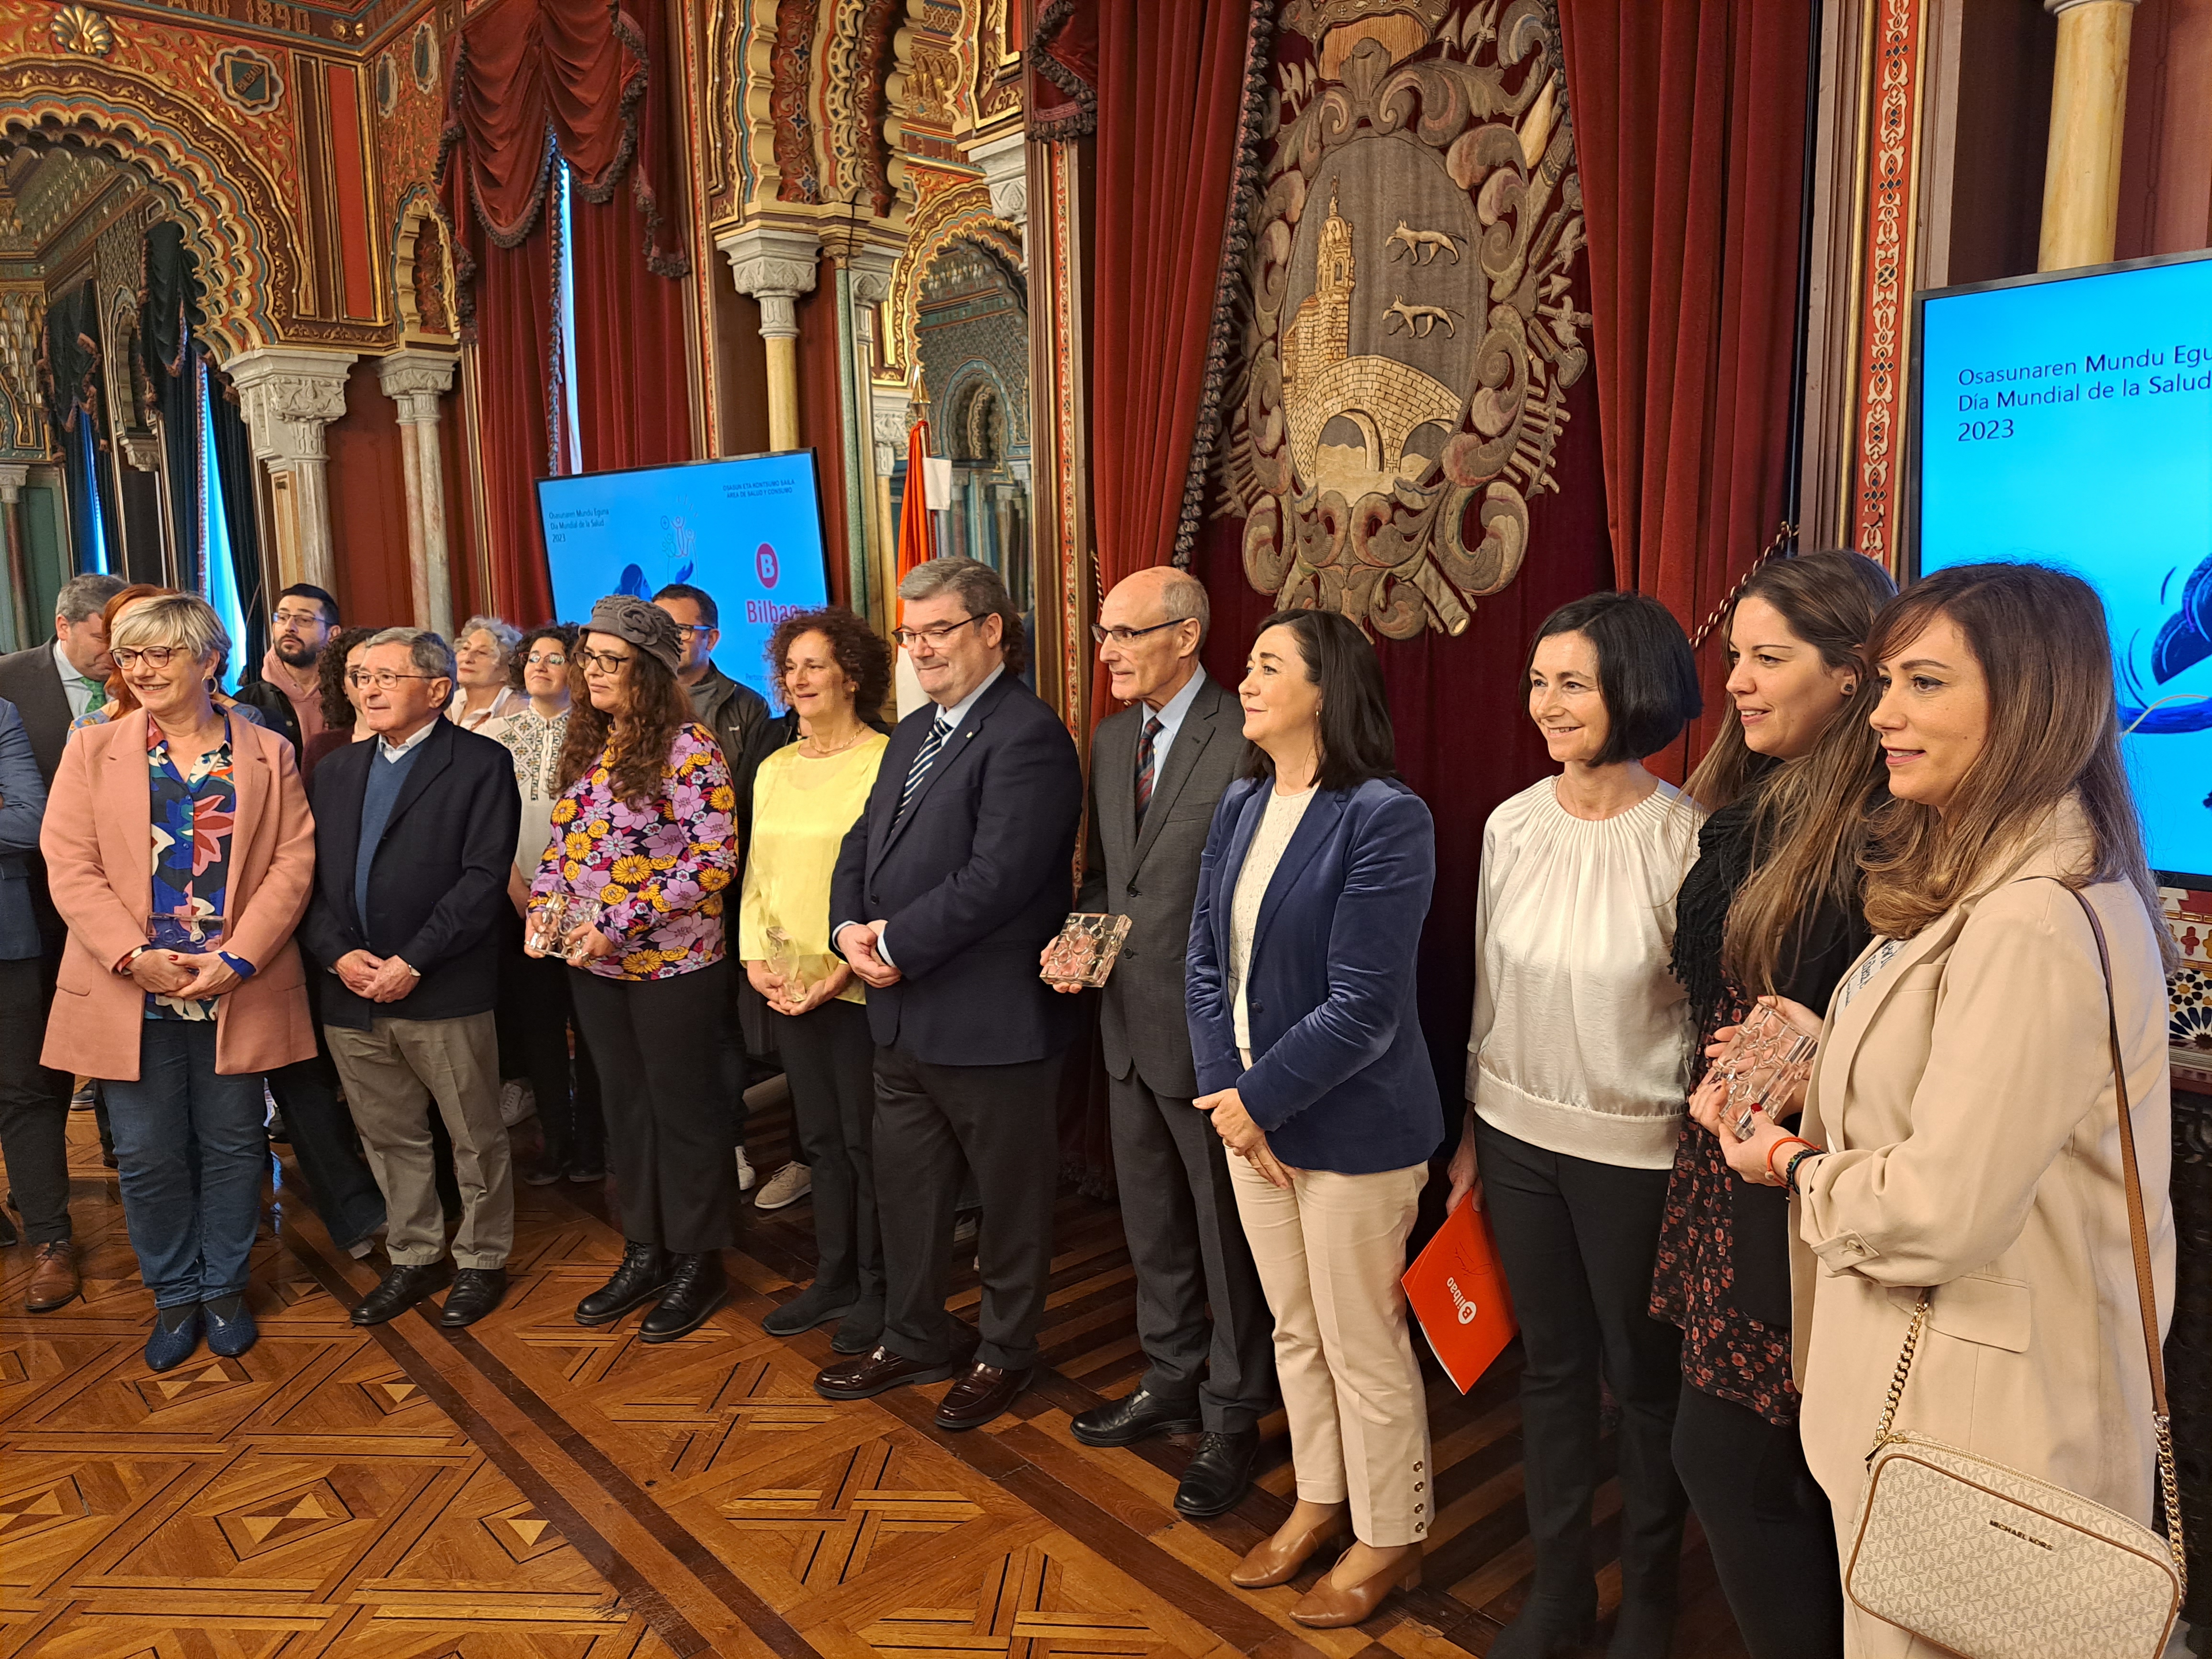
[880,174,1021,391]
[0,58,299,362]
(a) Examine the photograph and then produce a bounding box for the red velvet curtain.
[1089,0,1253,721]
[475,230,558,624]
[1557,0,1814,772]
[572,182,692,472]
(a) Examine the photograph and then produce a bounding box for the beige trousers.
[326,1013,512,1270]
[1229,1156,1433,1547]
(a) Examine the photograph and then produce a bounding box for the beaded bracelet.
[1765,1134,1815,1185]
[1783,1145,1825,1195]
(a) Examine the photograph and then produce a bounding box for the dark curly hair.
[318,625,379,731]
[507,622,580,692]
[765,606,893,719]
[555,632,697,806]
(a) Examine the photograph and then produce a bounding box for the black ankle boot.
[1488,1582,1598,1659]
[575,1242,671,1326]
[640,1252,728,1343]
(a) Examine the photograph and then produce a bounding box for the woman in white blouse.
[1445,592,1704,1659]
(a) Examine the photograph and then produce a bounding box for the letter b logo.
[756,543,780,588]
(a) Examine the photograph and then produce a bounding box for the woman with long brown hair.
[1649,549,1893,1659]
[1698,563,2174,1657]
[527,597,739,1341]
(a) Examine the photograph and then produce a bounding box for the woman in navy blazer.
[1186,608,1440,1629]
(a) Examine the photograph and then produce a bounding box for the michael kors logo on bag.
[1445,1275,1478,1326]
[1986,1517,2053,1551]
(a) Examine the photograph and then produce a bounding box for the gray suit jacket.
[1079,673,1244,1098]
[0,643,73,784]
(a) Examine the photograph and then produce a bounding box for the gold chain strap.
[1869,1291,1930,1462]
[2155,1414,2187,1586]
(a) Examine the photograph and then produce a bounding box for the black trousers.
[776,997,880,1301]
[1108,1069,1275,1432]
[1475,1118,1688,1602]
[505,949,603,1170]
[267,971,387,1251]
[874,1044,1063,1372]
[568,962,737,1254]
[1673,1383,1845,1659]
[0,954,74,1245]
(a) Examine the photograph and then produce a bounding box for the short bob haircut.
[1239,608,1397,791]
[111,592,232,668]
[1528,591,1701,764]
[766,606,894,718]
[506,622,580,692]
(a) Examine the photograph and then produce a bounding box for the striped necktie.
[897,710,952,817]
[1134,714,1163,825]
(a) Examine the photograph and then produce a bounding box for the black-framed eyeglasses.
[893,615,984,649]
[347,669,441,691]
[1090,619,1186,647]
[575,648,635,672]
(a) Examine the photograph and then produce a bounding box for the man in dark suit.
[1054,567,1275,1516]
[814,556,1083,1430]
[299,628,520,1331]
[0,572,124,1307]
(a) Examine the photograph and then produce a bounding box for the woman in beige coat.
[1692,563,2175,1658]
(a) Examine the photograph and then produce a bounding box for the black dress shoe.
[1174,1427,1260,1518]
[830,1295,885,1355]
[935,1360,1031,1431]
[639,1252,727,1343]
[575,1242,670,1326]
[815,1344,965,1400]
[1488,1583,1599,1659]
[1070,1385,1204,1448]
[438,1268,509,1328]
[353,1262,447,1327]
[763,1279,857,1338]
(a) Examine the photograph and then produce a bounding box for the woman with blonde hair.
[1700,563,2175,1658]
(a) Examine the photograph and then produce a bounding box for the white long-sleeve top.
[1465,776,1704,1169]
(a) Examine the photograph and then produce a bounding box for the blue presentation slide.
[537,450,831,703]
[1918,253,2212,879]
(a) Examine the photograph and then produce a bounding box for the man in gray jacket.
[1059,566,1274,1518]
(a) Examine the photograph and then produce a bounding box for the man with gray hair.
[0,573,130,780]
[299,627,521,1331]
[813,556,1083,1431]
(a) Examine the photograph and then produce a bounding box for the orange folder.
[1400,1199,1519,1393]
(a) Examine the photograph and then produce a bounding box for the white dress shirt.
[1139,666,1208,775]
[377,715,441,764]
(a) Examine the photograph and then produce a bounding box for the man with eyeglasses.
[299,628,521,1331]
[812,556,1083,1432]
[233,584,340,753]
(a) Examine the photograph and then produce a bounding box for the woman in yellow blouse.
[742,608,894,1354]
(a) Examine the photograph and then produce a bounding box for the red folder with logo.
[1400,1199,1518,1393]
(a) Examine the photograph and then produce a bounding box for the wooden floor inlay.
[0,1109,1748,1658]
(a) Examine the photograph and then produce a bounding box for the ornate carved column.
[0,463,29,652]
[842,244,898,625]
[226,348,356,594]
[717,225,821,453]
[972,130,1030,264]
[2040,0,2143,269]
[376,350,460,637]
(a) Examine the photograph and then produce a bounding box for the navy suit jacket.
[0,699,47,960]
[1186,774,1443,1174]
[830,671,1083,1065]
[299,717,520,1030]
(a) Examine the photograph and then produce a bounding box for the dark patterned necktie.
[898,710,952,818]
[1134,714,1163,825]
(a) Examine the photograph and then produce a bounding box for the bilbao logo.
[756,542,780,588]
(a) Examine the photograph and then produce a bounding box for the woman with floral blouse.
[528,596,739,1342]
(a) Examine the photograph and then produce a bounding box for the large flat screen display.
[536,450,831,703]
[1913,250,2212,883]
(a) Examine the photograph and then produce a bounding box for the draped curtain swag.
[41,283,115,573]
[142,222,202,590]
[1027,0,1098,140]
[1555,0,1814,772]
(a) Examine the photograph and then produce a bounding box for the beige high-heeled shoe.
[1288,1549,1421,1628]
[1228,1514,1354,1589]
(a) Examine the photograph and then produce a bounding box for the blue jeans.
[104,1021,268,1309]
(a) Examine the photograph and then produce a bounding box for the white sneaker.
[754,1161,812,1211]
[736,1146,756,1191]
[499,1079,536,1128]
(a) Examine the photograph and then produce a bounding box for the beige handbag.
[1842,887,2187,1659]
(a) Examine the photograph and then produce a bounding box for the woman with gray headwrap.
[527,596,741,1341]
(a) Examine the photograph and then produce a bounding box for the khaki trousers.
[1229,1156,1432,1547]
[326,1013,512,1270]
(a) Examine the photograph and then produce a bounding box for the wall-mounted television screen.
[536,449,832,705]
[1911,249,2212,885]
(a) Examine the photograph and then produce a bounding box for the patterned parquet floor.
[0,1099,1749,1659]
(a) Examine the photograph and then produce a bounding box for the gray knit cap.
[587,594,684,675]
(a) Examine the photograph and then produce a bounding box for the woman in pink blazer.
[41,594,317,1371]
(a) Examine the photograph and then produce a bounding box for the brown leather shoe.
[815,1345,964,1401]
[934,1360,1031,1431]
[1229,1512,1353,1589]
[1288,1548,1421,1628]
[25,1242,79,1313]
